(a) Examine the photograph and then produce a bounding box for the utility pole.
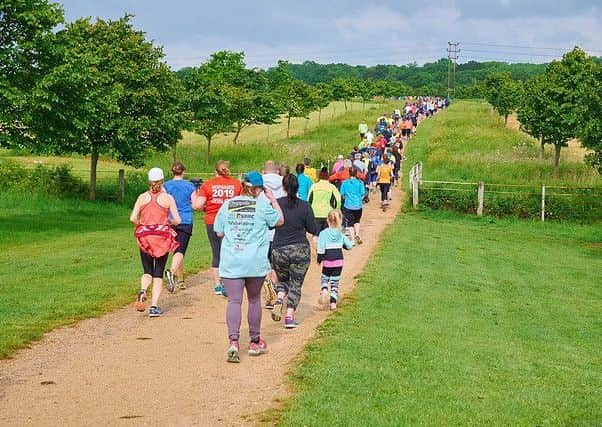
[447,41,460,99]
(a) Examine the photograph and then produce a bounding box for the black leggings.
[379,183,391,202]
[140,250,168,278]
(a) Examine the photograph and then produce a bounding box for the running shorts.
[172,224,193,255]
[342,208,362,227]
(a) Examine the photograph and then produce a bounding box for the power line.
[460,41,602,54]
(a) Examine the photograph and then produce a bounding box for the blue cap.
[244,171,263,187]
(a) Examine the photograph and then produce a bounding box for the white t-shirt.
[261,173,284,241]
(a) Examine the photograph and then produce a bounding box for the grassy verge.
[280,210,602,425]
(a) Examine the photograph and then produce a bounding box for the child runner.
[317,210,353,310]
[131,168,181,317]
[214,171,284,363]
[194,160,242,297]
[163,161,196,291]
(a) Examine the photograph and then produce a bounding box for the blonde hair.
[242,181,261,198]
[150,180,163,193]
[327,209,342,230]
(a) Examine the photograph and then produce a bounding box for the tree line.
[0,1,428,200]
[483,48,601,176]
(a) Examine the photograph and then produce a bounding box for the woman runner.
[213,171,283,363]
[308,167,341,232]
[131,168,181,317]
[376,154,394,209]
[271,174,319,328]
[194,160,242,297]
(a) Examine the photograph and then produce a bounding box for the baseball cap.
[148,167,164,181]
[244,171,264,187]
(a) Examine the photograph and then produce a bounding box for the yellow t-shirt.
[305,166,318,183]
[377,164,393,184]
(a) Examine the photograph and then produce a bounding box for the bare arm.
[168,195,181,226]
[264,188,284,227]
[192,192,207,211]
[129,196,143,224]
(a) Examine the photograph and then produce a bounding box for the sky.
[58,0,602,70]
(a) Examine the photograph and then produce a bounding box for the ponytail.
[282,174,299,207]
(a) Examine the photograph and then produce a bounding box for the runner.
[303,157,317,183]
[308,167,341,232]
[339,166,365,245]
[213,171,283,363]
[130,167,181,317]
[377,154,394,210]
[332,155,345,174]
[163,161,196,291]
[317,209,353,310]
[194,160,242,297]
[390,145,402,186]
[271,174,319,329]
[261,160,285,309]
[295,163,313,202]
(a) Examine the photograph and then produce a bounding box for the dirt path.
[0,186,402,427]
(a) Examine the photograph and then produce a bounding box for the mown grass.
[280,210,602,425]
[0,102,390,358]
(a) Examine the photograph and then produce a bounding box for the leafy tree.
[313,82,332,126]
[518,75,548,159]
[230,69,281,144]
[329,77,354,110]
[0,0,63,146]
[29,16,184,200]
[484,72,522,126]
[182,51,242,161]
[270,61,314,138]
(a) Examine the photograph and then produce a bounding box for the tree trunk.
[363,100,366,110]
[287,114,291,139]
[539,137,544,160]
[233,123,243,144]
[344,99,348,111]
[206,135,212,164]
[504,114,508,127]
[304,117,309,134]
[318,108,321,126]
[172,141,177,163]
[554,143,561,176]
[89,149,98,201]
[350,101,353,111]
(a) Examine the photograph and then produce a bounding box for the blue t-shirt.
[340,177,365,210]
[164,179,195,225]
[213,196,280,279]
[297,173,313,201]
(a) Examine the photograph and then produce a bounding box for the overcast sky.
[58,0,602,70]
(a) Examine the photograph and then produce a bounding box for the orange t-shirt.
[198,176,242,225]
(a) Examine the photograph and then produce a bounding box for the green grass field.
[279,211,602,425]
[0,102,389,358]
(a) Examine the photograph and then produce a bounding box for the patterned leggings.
[272,243,311,310]
[321,266,342,303]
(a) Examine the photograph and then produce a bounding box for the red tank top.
[139,191,169,225]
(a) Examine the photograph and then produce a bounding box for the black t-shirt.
[391,151,402,169]
[273,197,318,248]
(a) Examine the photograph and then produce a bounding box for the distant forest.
[283,59,549,98]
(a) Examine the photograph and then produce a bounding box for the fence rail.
[409,163,602,221]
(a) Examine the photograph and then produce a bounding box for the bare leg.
[151,278,162,307]
[354,223,361,238]
[212,267,220,286]
[171,253,184,278]
[140,273,152,291]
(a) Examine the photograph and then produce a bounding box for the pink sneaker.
[330,302,337,310]
[248,338,268,356]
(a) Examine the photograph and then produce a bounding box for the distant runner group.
[129,96,448,362]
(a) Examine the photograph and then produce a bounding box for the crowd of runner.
[129,96,448,362]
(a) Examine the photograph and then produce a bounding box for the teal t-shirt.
[213,196,280,279]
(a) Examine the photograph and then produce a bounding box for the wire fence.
[409,163,602,221]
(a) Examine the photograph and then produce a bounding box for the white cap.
[148,167,164,181]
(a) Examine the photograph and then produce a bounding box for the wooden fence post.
[541,184,546,222]
[412,174,419,209]
[267,125,270,143]
[119,169,125,202]
[477,181,484,216]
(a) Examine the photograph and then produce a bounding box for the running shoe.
[177,280,187,290]
[135,290,147,312]
[284,317,298,329]
[355,235,363,245]
[248,338,268,356]
[227,341,240,363]
[214,284,225,296]
[264,278,277,309]
[165,269,176,293]
[271,299,283,322]
[330,302,337,310]
[148,306,163,317]
[318,288,329,308]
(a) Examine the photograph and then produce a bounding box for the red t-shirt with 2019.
[198,176,242,225]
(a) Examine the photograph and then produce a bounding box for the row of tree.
[1,1,423,200]
[484,48,601,175]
